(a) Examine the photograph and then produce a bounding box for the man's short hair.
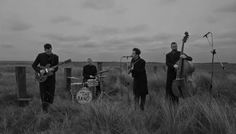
[44,43,52,49]
[133,48,141,55]
[171,42,177,45]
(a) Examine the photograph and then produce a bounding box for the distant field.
[0,61,235,134]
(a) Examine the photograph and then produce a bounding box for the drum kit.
[69,70,109,104]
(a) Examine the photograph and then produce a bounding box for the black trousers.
[134,94,146,111]
[39,77,55,111]
[166,72,179,104]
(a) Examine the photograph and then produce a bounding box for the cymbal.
[71,82,83,85]
[97,75,107,78]
[97,70,109,74]
[68,77,80,80]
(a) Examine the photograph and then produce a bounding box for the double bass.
[172,32,195,98]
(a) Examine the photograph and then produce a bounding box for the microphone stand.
[119,56,131,99]
[205,32,224,94]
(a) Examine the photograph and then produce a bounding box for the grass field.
[0,61,235,134]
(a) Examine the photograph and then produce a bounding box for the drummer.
[82,58,101,97]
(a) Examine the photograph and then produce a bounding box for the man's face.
[87,58,92,64]
[45,48,52,54]
[171,43,178,51]
[132,51,138,59]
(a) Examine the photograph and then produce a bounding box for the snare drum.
[87,79,99,87]
[76,87,92,104]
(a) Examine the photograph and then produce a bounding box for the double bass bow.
[172,32,195,98]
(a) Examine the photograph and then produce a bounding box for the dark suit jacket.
[131,57,148,96]
[83,64,97,81]
[32,52,59,79]
[166,50,192,81]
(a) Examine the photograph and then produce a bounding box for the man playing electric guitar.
[32,43,59,112]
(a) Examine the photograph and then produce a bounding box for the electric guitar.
[35,59,71,82]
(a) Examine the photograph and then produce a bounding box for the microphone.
[203,32,211,38]
[122,56,132,58]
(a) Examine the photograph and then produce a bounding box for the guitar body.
[35,59,71,83]
[35,64,54,83]
[35,72,48,83]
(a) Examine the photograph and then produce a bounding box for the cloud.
[193,39,236,49]
[81,0,115,10]
[205,16,218,24]
[51,16,73,24]
[79,42,98,48]
[42,34,90,42]
[160,0,177,5]
[90,24,149,36]
[217,2,236,12]
[216,31,236,40]
[90,26,120,36]
[2,19,32,32]
[50,16,82,25]
[127,34,175,45]
[125,24,149,34]
[0,44,14,49]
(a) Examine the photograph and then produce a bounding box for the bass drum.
[76,87,93,104]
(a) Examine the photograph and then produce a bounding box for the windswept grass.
[0,63,235,134]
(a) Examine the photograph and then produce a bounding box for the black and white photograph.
[0,0,236,133]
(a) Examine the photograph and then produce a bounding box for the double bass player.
[166,42,193,103]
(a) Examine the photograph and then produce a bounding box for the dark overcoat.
[131,57,148,96]
[165,50,192,98]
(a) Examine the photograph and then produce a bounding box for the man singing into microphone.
[129,48,148,111]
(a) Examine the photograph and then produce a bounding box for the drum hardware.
[70,74,108,104]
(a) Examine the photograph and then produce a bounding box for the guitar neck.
[50,62,65,69]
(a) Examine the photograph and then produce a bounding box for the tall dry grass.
[0,64,235,134]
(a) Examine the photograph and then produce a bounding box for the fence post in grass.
[153,66,157,74]
[15,66,31,106]
[97,62,103,72]
[64,68,72,91]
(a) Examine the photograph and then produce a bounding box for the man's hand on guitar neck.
[49,68,55,72]
[40,68,54,74]
[174,64,178,69]
[180,54,187,59]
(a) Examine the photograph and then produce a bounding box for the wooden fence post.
[153,66,157,74]
[64,68,72,91]
[97,62,103,71]
[15,66,31,106]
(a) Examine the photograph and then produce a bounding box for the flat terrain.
[0,61,235,134]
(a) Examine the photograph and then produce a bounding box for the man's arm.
[83,66,90,78]
[94,66,97,75]
[32,54,40,72]
[183,53,192,61]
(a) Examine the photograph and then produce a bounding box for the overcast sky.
[0,0,236,62]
